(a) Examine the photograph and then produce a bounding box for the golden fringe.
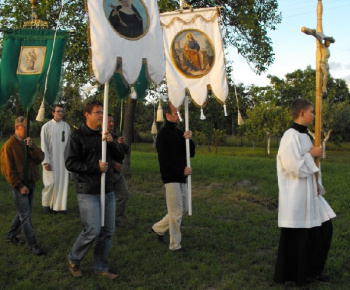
[183,84,225,109]
[161,11,219,29]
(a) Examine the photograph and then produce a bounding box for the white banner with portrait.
[160,8,228,108]
[87,0,165,85]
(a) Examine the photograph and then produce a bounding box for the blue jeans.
[7,185,38,247]
[113,173,130,222]
[68,192,115,273]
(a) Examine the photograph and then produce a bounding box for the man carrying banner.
[152,103,195,252]
[1,117,46,256]
[41,104,71,214]
[64,100,123,279]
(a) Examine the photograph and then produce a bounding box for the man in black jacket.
[152,103,195,252]
[64,100,123,279]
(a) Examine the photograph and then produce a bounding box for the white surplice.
[41,119,71,211]
[277,128,336,228]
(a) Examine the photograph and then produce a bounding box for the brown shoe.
[69,260,82,278]
[101,272,118,280]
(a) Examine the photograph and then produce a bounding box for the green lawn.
[0,141,349,289]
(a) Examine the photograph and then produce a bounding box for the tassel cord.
[42,0,65,103]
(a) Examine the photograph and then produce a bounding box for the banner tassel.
[223,104,228,117]
[177,109,183,122]
[156,101,164,122]
[36,100,45,122]
[200,107,206,120]
[35,0,65,121]
[151,120,157,135]
[130,86,137,99]
[238,110,244,125]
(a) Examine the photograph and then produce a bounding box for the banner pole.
[184,96,192,215]
[24,108,30,186]
[119,100,124,135]
[100,81,109,226]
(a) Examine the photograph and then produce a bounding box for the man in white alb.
[41,104,71,213]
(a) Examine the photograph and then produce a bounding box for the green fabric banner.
[0,29,68,108]
[112,61,150,100]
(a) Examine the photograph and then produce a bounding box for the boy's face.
[302,106,314,126]
[85,105,103,129]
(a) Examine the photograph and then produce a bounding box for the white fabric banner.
[87,0,165,85]
[160,8,228,108]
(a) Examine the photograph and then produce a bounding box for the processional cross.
[301,0,335,165]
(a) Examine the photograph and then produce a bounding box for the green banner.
[0,29,68,108]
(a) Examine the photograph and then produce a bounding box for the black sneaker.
[6,237,25,246]
[42,206,52,214]
[30,245,46,256]
[315,275,331,284]
[173,248,187,253]
[152,228,165,243]
[115,221,126,228]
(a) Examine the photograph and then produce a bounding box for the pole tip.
[30,0,39,9]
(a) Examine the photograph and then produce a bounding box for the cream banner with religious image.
[87,0,165,85]
[160,7,228,108]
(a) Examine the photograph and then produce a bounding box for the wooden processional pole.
[301,0,335,167]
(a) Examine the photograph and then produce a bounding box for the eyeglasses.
[55,110,64,113]
[92,111,103,115]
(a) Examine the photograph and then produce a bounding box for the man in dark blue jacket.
[152,103,195,252]
[64,100,123,279]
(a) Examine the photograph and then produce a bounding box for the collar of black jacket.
[165,120,177,129]
[80,122,102,135]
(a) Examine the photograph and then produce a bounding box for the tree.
[267,66,350,144]
[268,66,350,106]
[244,103,290,154]
[325,102,350,143]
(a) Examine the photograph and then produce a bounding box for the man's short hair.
[290,98,313,120]
[15,116,26,126]
[84,100,103,116]
[52,104,64,112]
[163,103,172,119]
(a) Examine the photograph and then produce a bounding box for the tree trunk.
[267,135,271,155]
[231,114,235,136]
[121,96,137,174]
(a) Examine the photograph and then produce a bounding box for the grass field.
[0,141,349,289]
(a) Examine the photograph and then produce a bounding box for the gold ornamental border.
[161,11,218,29]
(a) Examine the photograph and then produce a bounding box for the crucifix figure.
[301,0,335,165]
[301,27,335,94]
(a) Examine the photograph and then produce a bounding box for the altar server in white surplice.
[41,105,71,213]
[274,98,336,286]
